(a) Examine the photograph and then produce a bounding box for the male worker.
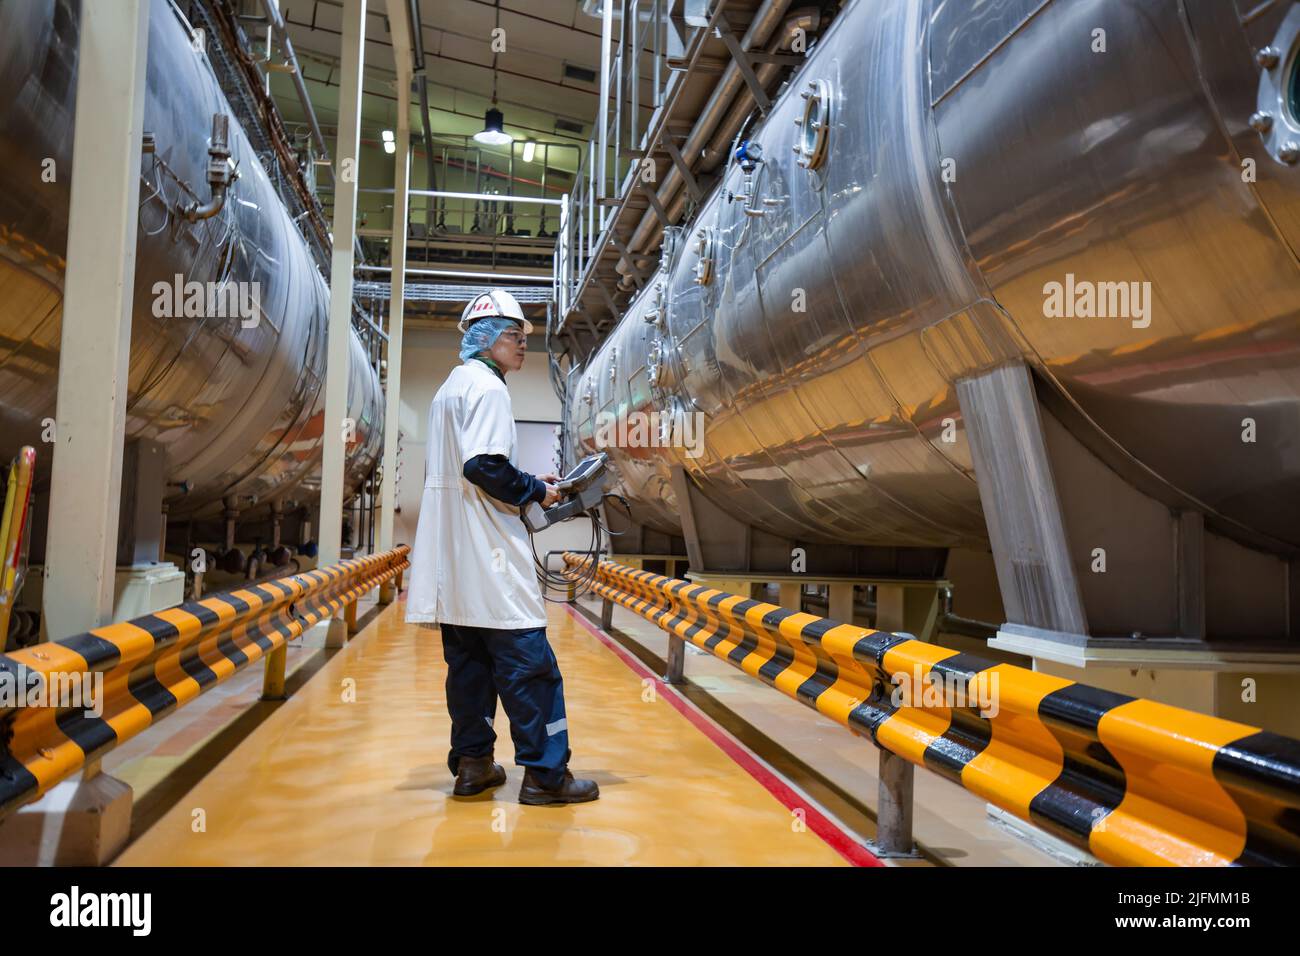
[405,289,599,806]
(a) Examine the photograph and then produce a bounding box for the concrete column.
[41,0,151,641]
[318,0,366,569]
[828,583,855,624]
[315,0,366,646]
[378,0,412,568]
[876,585,905,632]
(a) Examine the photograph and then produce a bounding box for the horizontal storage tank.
[0,0,382,531]
[565,0,1300,641]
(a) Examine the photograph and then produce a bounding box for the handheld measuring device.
[522,453,610,534]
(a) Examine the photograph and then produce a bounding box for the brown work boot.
[518,768,600,805]
[453,755,507,796]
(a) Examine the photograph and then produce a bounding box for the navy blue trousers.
[440,623,570,789]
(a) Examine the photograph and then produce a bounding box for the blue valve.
[735,139,764,171]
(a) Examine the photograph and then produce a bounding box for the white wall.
[392,327,596,570]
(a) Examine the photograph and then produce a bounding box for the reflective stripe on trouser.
[440,623,571,789]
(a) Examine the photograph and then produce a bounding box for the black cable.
[525,479,633,602]
[600,493,632,536]
[529,511,601,603]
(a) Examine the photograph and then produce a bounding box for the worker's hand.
[541,483,564,507]
[537,473,561,484]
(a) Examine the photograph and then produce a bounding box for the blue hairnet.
[459,316,519,362]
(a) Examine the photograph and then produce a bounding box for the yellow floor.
[115,598,856,866]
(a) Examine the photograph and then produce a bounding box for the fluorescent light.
[473,107,513,146]
[383,140,395,154]
[522,139,536,163]
[381,129,394,142]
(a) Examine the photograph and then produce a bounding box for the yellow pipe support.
[345,599,359,635]
[564,553,1300,867]
[261,643,288,701]
[0,546,410,820]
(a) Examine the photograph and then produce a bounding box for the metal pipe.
[597,0,614,200]
[358,187,565,205]
[618,0,793,264]
[539,145,549,234]
[184,113,234,222]
[258,0,333,185]
[417,75,436,233]
[356,265,551,282]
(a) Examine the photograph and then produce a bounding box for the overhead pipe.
[698,8,822,172]
[258,0,334,186]
[610,0,795,281]
[656,11,821,227]
[404,0,440,231]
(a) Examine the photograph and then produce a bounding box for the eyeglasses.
[498,331,527,345]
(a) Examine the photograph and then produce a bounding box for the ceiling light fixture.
[473,1,513,148]
[522,139,536,163]
[474,107,512,146]
[381,129,395,154]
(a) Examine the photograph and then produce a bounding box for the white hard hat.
[457,289,533,334]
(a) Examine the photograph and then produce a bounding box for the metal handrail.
[0,547,410,820]
[565,553,1300,866]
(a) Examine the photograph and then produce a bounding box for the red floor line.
[564,603,882,868]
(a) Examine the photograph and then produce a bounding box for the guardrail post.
[345,599,359,635]
[601,595,614,630]
[261,643,288,700]
[873,748,918,858]
[665,634,686,684]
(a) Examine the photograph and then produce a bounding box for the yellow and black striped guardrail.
[564,553,1300,867]
[0,546,409,820]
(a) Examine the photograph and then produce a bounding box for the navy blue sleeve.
[462,454,547,507]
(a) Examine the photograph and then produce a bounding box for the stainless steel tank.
[0,0,382,524]
[566,0,1300,564]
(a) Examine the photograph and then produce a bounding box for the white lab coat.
[405,360,547,629]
